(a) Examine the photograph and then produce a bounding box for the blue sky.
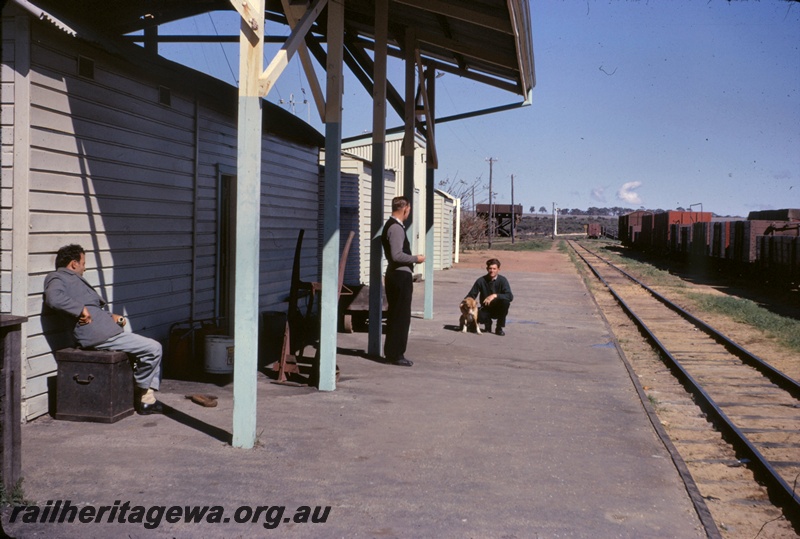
[155,1,799,217]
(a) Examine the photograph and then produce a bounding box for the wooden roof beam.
[280,0,325,121]
[415,29,516,71]
[415,51,437,169]
[258,0,326,96]
[343,33,406,122]
[434,13,467,71]
[424,58,519,94]
[393,0,513,35]
[346,33,518,94]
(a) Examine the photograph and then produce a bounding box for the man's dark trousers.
[479,298,510,329]
[384,269,413,360]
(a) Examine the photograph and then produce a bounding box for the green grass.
[490,238,553,252]
[647,394,661,409]
[627,262,685,288]
[565,242,594,289]
[0,478,29,506]
[592,245,685,288]
[686,292,800,353]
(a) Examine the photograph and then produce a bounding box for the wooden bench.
[54,348,134,423]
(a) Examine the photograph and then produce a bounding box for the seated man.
[44,244,164,415]
[465,258,514,336]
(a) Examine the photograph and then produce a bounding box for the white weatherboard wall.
[338,154,396,285]
[341,133,427,276]
[433,190,455,270]
[1,6,322,420]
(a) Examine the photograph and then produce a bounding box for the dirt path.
[455,245,573,274]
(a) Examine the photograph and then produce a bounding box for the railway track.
[568,240,800,529]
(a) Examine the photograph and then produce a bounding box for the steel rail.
[568,241,800,526]
[573,242,800,400]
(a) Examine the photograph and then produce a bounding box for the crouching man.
[465,258,513,336]
[44,244,163,415]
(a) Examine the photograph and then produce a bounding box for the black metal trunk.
[55,348,134,423]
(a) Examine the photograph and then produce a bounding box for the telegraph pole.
[486,157,497,247]
[511,174,515,244]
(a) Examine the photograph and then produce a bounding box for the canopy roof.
[27,0,535,98]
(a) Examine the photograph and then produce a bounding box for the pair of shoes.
[136,400,164,415]
[495,327,505,336]
[386,357,413,367]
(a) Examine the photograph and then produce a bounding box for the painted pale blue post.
[423,68,436,320]
[319,125,340,391]
[424,168,434,319]
[402,32,416,254]
[368,0,388,358]
[232,0,264,449]
[368,142,384,357]
[318,0,344,391]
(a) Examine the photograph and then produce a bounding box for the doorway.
[217,166,237,335]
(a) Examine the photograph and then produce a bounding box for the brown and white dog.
[459,297,481,334]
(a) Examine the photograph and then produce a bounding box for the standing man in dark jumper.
[466,258,513,336]
[381,196,425,366]
[44,244,164,415]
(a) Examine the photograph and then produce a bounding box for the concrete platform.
[2,249,708,538]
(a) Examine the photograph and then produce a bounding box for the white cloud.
[591,187,606,203]
[617,181,643,205]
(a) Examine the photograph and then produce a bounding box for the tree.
[438,173,488,214]
[529,205,536,214]
[538,206,547,214]
[459,214,487,250]
[439,172,492,248]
